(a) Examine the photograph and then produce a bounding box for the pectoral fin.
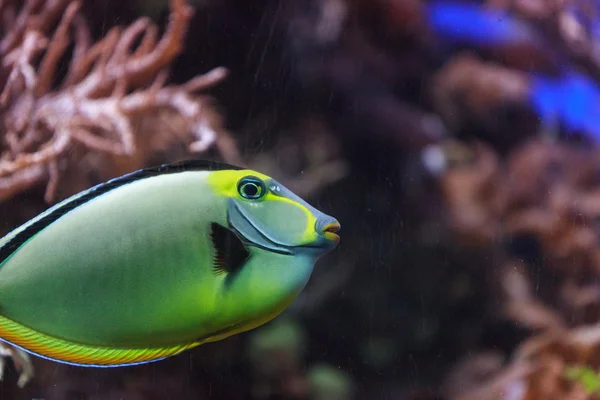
[209,222,251,276]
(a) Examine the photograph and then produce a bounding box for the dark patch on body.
[210,222,251,278]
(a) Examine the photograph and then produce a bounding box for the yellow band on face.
[207,170,318,245]
[207,170,270,198]
[263,192,318,244]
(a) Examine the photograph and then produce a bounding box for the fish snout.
[315,215,341,245]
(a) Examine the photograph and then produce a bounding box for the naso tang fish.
[0,160,340,367]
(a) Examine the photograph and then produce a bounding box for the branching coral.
[430,55,531,138]
[487,0,600,74]
[0,0,234,203]
[437,139,600,282]
[430,139,600,399]
[0,0,236,388]
[0,342,33,388]
[445,322,600,400]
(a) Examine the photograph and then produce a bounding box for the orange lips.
[321,221,341,243]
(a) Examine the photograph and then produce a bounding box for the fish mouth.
[321,221,341,244]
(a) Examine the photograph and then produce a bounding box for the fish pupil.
[243,183,259,197]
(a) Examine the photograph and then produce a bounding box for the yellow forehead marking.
[207,169,318,243]
[206,170,270,197]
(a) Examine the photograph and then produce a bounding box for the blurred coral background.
[3,0,600,399]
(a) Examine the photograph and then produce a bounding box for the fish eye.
[237,176,266,200]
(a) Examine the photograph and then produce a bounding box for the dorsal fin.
[0,160,243,265]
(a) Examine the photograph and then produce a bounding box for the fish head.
[201,168,340,343]
[207,169,340,258]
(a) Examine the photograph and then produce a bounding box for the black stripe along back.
[0,159,243,264]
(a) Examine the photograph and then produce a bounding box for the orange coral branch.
[0,0,235,202]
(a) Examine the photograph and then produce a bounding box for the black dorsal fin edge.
[0,159,245,265]
[99,159,244,197]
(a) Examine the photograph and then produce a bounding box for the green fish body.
[0,160,340,367]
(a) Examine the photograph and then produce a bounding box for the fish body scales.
[0,172,223,348]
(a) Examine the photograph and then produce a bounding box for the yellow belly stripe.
[0,315,199,367]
